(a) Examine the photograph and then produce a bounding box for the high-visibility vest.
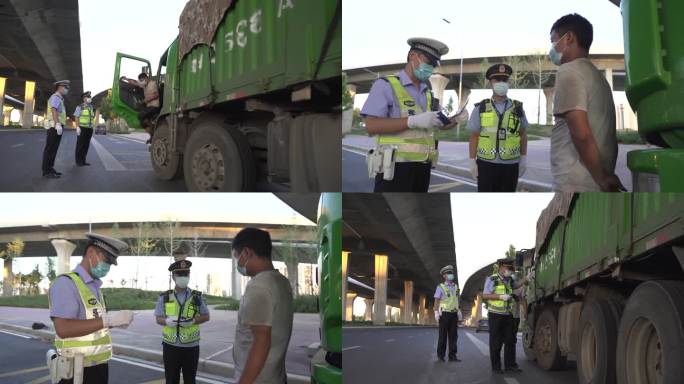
[46,93,67,128]
[49,272,112,366]
[375,76,437,163]
[438,283,460,312]
[476,99,523,161]
[486,274,513,315]
[161,290,201,344]
[78,105,93,128]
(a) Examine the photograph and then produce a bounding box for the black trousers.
[511,317,521,367]
[374,162,431,192]
[42,127,63,175]
[476,159,519,192]
[58,362,108,384]
[75,127,93,165]
[437,311,459,359]
[488,312,516,371]
[163,342,200,384]
[139,106,160,127]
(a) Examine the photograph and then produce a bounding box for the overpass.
[0,220,316,298]
[0,0,83,128]
[342,193,456,325]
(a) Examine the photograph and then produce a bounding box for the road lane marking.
[429,181,464,192]
[0,329,31,338]
[110,356,230,384]
[204,344,233,360]
[11,143,24,148]
[342,346,361,351]
[504,378,521,384]
[91,137,126,171]
[24,374,51,384]
[385,338,395,342]
[465,332,489,356]
[0,366,47,378]
[112,134,149,145]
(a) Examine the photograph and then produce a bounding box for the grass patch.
[0,124,45,130]
[213,295,319,313]
[343,320,432,327]
[616,130,645,144]
[525,124,552,138]
[0,294,48,308]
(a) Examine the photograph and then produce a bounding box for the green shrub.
[293,295,318,313]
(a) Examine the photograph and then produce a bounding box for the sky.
[79,0,190,95]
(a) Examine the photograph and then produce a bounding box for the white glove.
[457,310,463,321]
[499,294,512,302]
[164,317,178,327]
[76,127,81,136]
[434,310,441,322]
[519,155,527,176]
[55,123,63,136]
[469,158,478,180]
[407,111,444,130]
[102,310,134,328]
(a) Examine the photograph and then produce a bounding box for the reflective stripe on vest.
[375,76,437,163]
[438,283,460,312]
[486,274,513,315]
[477,99,522,161]
[79,106,93,128]
[50,272,112,366]
[46,94,67,128]
[162,291,200,344]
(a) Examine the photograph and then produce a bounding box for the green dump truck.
[312,192,342,384]
[111,0,341,192]
[522,193,684,383]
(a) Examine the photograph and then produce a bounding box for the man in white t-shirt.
[549,13,625,192]
[231,227,294,384]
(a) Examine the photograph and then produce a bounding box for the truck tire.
[616,281,684,384]
[523,322,536,361]
[183,114,256,192]
[150,122,182,180]
[534,307,566,370]
[577,298,620,384]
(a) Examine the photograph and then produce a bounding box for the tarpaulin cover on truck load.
[535,192,574,261]
[178,0,234,60]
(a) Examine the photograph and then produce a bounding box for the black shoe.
[505,367,522,373]
[83,162,91,166]
[51,169,62,176]
[43,172,60,179]
[492,369,504,374]
[448,356,461,362]
[76,163,85,167]
[437,356,445,362]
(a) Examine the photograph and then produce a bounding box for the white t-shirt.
[234,270,294,384]
[551,58,617,191]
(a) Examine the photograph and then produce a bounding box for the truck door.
[112,53,152,129]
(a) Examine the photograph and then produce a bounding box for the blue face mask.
[413,61,434,82]
[549,33,567,66]
[90,259,110,279]
[446,274,455,281]
[62,88,69,96]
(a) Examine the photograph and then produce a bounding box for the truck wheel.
[577,298,620,384]
[523,322,536,361]
[150,122,182,180]
[183,115,256,192]
[616,281,684,384]
[534,307,567,370]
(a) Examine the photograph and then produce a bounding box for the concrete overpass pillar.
[402,280,414,324]
[460,87,471,108]
[2,258,13,297]
[364,298,373,321]
[373,254,388,325]
[51,239,76,275]
[231,259,243,299]
[341,252,349,321]
[418,294,427,325]
[22,81,35,129]
[2,107,11,127]
[0,77,5,126]
[429,74,449,107]
[345,292,357,321]
[604,68,614,91]
[472,293,483,325]
[543,87,554,125]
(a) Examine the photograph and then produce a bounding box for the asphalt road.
[342,148,477,192]
[0,329,231,384]
[0,129,186,192]
[343,326,579,384]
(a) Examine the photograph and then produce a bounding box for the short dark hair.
[232,228,272,258]
[138,72,148,80]
[551,13,593,51]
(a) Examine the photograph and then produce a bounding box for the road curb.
[0,322,310,383]
[343,143,552,192]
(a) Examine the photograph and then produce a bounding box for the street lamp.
[442,18,464,110]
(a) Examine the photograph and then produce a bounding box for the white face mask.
[85,98,92,104]
[492,82,509,96]
[549,32,568,66]
[174,276,189,289]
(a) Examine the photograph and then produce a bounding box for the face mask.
[446,274,455,281]
[412,58,434,82]
[492,82,509,96]
[549,33,567,66]
[235,251,250,276]
[62,88,69,96]
[502,269,512,278]
[89,256,110,279]
[174,276,189,289]
[85,98,92,104]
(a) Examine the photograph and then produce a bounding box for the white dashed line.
[504,378,521,384]
[385,338,395,342]
[0,329,31,339]
[11,143,24,148]
[465,332,489,356]
[342,345,361,351]
[91,137,126,171]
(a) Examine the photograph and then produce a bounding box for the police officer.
[48,233,135,383]
[155,258,210,384]
[433,265,462,362]
[74,91,95,166]
[42,80,70,178]
[468,64,529,192]
[482,258,525,374]
[362,38,459,192]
